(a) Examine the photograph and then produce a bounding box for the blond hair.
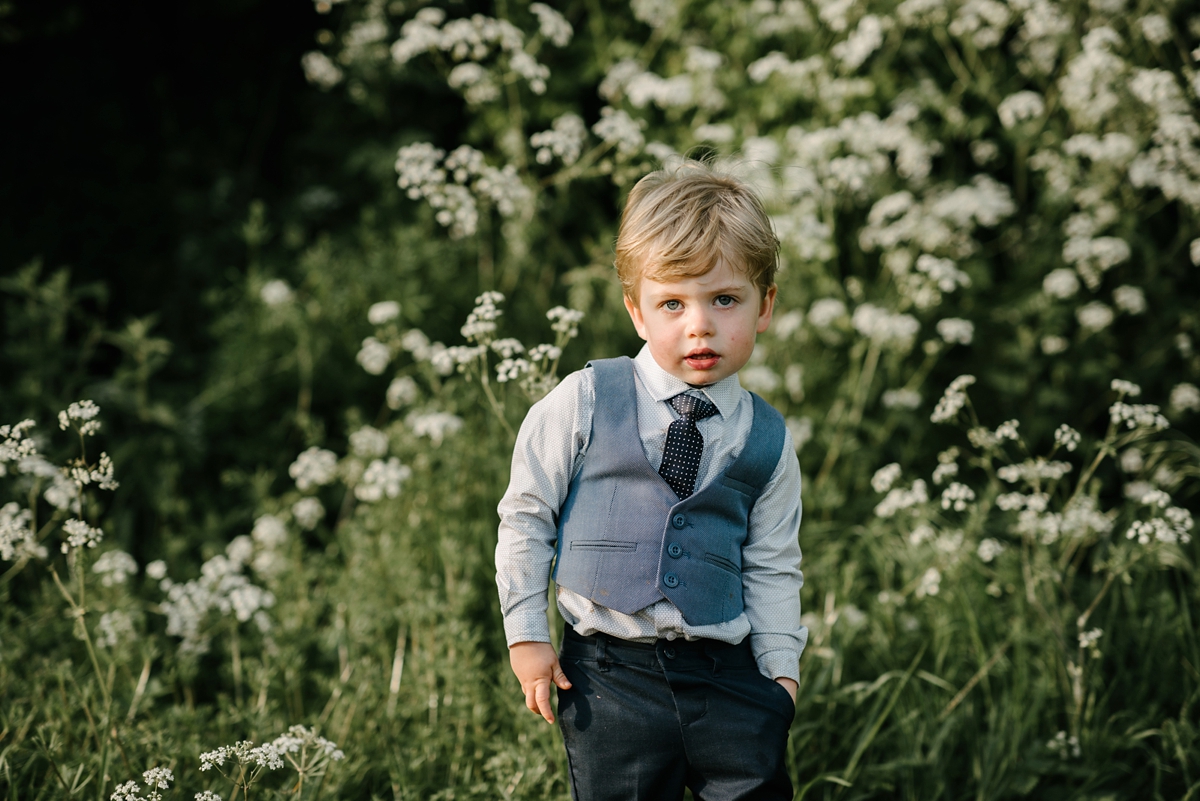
[615,161,779,302]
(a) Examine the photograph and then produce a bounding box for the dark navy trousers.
[556,628,794,801]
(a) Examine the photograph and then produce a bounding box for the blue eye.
[715,295,736,307]
[664,300,682,311]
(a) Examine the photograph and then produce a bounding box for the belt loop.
[596,634,611,673]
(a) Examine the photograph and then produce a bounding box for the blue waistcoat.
[552,356,787,626]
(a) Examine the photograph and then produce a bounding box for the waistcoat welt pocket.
[571,540,637,552]
[704,553,739,574]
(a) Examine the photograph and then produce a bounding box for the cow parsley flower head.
[1054,424,1081,452]
[530,3,572,46]
[977,538,1005,562]
[62,518,103,553]
[941,482,976,511]
[58,400,101,436]
[1076,302,1114,332]
[260,279,294,306]
[252,515,288,549]
[1109,402,1169,431]
[93,550,138,586]
[349,426,389,458]
[871,463,902,493]
[1112,285,1146,314]
[354,457,412,502]
[1169,383,1200,413]
[289,447,338,491]
[291,498,324,531]
[368,300,401,325]
[998,91,1045,128]
[406,411,464,446]
[386,376,420,410]
[931,375,976,423]
[547,306,584,337]
[357,337,392,375]
[1042,268,1080,298]
[937,318,974,345]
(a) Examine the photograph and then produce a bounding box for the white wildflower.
[995,420,1020,441]
[874,479,929,517]
[882,388,922,409]
[741,365,781,394]
[62,518,103,552]
[530,113,587,166]
[908,523,935,545]
[592,107,645,156]
[355,457,412,502]
[871,463,902,493]
[260,279,294,306]
[1047,730,1081,758]
[368,300,401,325]
[1054,425,1081,452]
[96,610,136,649]
[1113,448,1142,472]
[808,298,847,328]
[1112,285,1146,314]
[1191,238,1200,266]
[58,400,101,433]
[941,482,976,511]
[1041,336,1069,355]
[1137,14,1171,44]
[547,306,584,336]
[252,515,288,548]
[291,498,324,531]
[1110,379,1142,397]
[931,375,976,423]
[44,472,80,511]
[916,567,941,598]
[406,411,464,446]
[998,459,1073,484]
[195,793,223,801]
[145,560,168,580]
[349,426,389,458]
[851,304,920,348]
[786,417,813,451]
[143,768,174,791]
[288,447,338,491]
[1169,383,1200,413]
[832,15,884,71]
[1076,302,1114,332]
[997,91,1045,128]
[1109,402,1169,431]
[1042,268,1080,299]
[530,2,572,46]
[356,337,392,375]
[93,550,138,586]
[773,310,804,339]
[301,51,343,89]
[996,492,1027,511]
[937,318,974,345]
[386,376,420,409]
[1078,628,1103,649]
[933,447,960,485]
[977,538,1005,563]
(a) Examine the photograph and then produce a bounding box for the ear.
[755,284,777,334]
[623,293,649,341]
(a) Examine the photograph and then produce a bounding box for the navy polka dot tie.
[659,393,718,499]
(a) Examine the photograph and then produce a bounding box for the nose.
[684,305,715,338]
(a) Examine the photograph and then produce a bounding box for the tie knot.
[669,393,717,423]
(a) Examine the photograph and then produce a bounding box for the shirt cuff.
[503,611,553,648]
[751,634,802,682]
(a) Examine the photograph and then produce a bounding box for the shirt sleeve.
[742,425,807,682]
[495,368,593,647]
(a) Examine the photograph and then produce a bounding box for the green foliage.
[3,0,1200,799]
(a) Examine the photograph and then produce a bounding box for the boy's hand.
[776,677,797,704]
[509,641,572,724]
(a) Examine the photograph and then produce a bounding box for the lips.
[684,349,720,370]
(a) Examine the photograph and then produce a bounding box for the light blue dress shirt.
[495,345,807,681]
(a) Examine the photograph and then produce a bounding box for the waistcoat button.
[664,647,677,659]
[663,572,679,588]
[667,542,683,558]
[672,513,686,529]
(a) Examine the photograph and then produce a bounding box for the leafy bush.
[3,0,1199,798]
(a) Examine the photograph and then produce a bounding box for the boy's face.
[623,258,776,387]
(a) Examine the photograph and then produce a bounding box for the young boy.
[495,161,806,800]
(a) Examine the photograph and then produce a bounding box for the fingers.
[531,678,554,723]
[552,664,572,690]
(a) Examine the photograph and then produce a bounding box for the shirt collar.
[632,344,743,420]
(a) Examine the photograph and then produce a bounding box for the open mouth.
[684,349,720,369]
